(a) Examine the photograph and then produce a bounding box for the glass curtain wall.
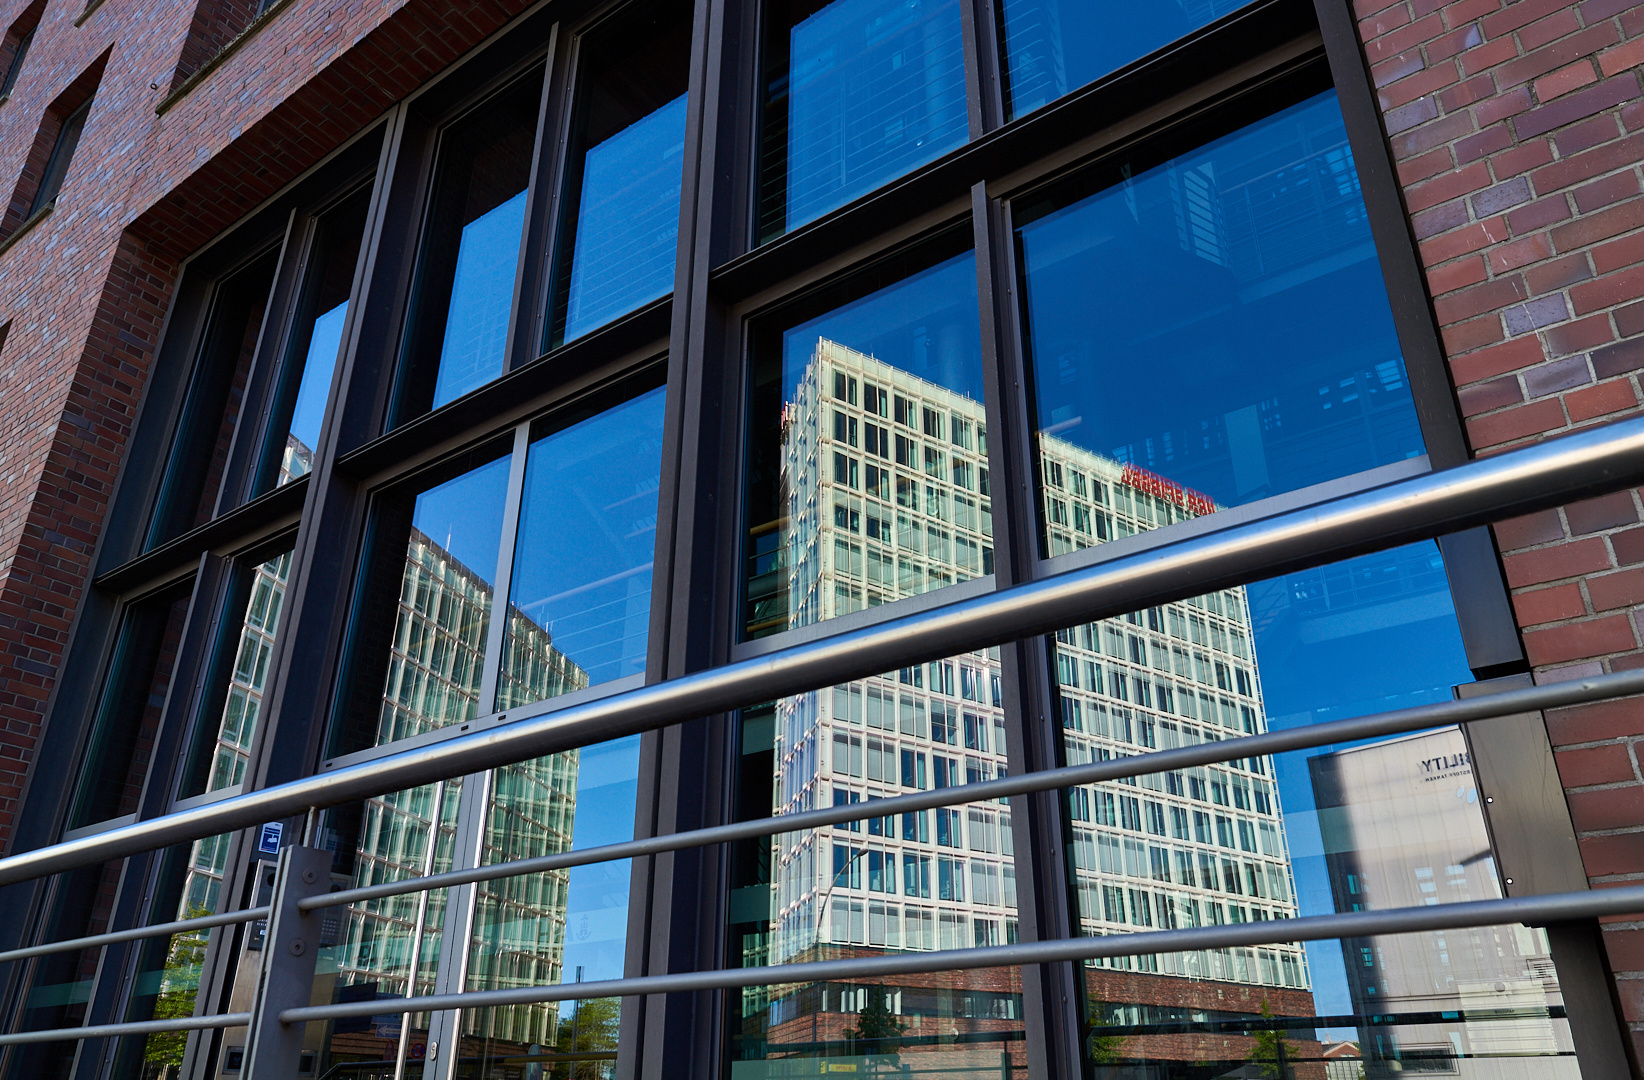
[1044,544,1578,1076]
[309,384,665,1077]
[68,584,194,831]
[1014,82,1423,545]
[733,243,1025,1076]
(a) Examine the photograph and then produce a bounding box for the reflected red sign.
[1119,464,1215,516]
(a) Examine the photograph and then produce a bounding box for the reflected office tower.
[318,528,589,1059]
[281,431,315,485]
[1310,730,1580,1078]
[755,339,1309,1061]
[175,553,292,917]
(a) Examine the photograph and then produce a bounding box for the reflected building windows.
[743,239,989,638]
[729,655,1024,1074]
[548,1,690,346]
[179,548,294,800]
[1016,86,1424,556]
[332,446,513,758]
[308,386,664,1076]
[757,0,968,242]
[997,0,1249,119]
[393,73,542,423]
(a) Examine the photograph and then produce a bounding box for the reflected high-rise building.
[742,339,1312,1072]
[310,521,591,1067]
[1310,729,1579,1078]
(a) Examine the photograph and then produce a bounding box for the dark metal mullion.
[1310,0,1464,471]
[1311,0,1530,677]
[636,0,753,1073]
[504,35,567,375]
[968,0,1005,134]
[972,183,1084,1080]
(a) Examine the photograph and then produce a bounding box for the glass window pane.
[1083,927,1574,1074]
[1017,88,1424,557]
[393,74,541,425]
[119,836,240,1077]
[1054,542,1581,1076]
[548,2,690,347]
[497,385,666,711]
[458,734,641,1072]
[729,659,1024,1074]
[70,583,194,830]
[331,447,512,757]
[256,187,372,493]
[308,779,465,1076]
[757,0,968,242]
[178,549,293,800]
[743,240,989,639]
[997,0,1249,120]
[0,860,126,1080]
[150,251,279,545]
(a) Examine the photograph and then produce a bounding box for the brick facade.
[0,0,1643,1064]
[1354,0,1644,1060]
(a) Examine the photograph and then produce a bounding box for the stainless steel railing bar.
[0,1012,252,1048]
[300,667,1644,912]
[0,906,272,965]
[3,417,1642,888]
[280,882,1644,1023]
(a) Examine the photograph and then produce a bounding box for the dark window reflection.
[394,74,542,424]
[255,187,371,493]
[548,2,690,347]
[1016,86,1424,558]
[996,0,1249,119]
[743,238,989,640]
[497,384,665,711]
[1049,541,1578,1074]
[757,0,967,243]
[178,548,292,800]
[0,861,125,1080]
[331,446,511,757]
[149,250,280,546]
[70,582,193,829]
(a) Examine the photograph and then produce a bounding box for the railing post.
[242,844,331,1079]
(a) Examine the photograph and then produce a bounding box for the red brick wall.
[1353,0,1644,1060]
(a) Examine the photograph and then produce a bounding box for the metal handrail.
[0,906,270,966]
[2,416,1641,888]
[279,882,1644,1024]
[300,667,1644,912]
[0,1012,252,1048]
